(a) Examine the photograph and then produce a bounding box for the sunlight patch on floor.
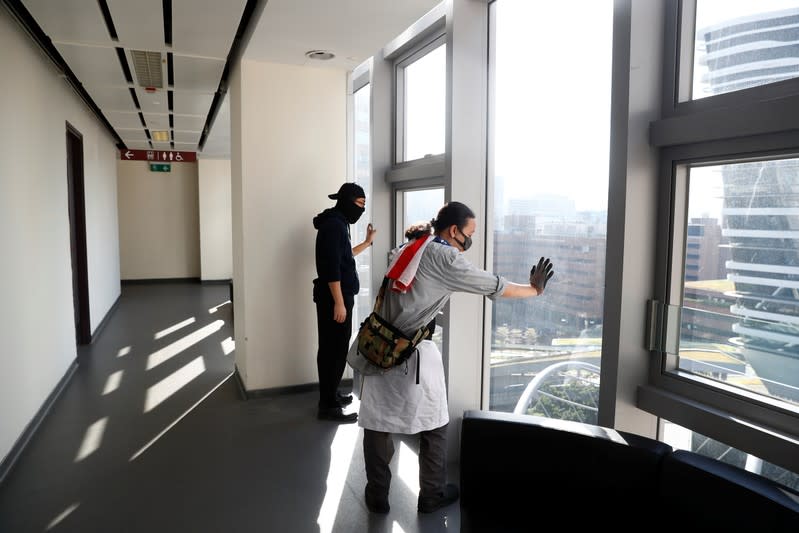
[392,521,408,533]
[45,502,79,530]
[74,417,108,462]
[221,336,235,355]
[102,370,123,395]
[144,356,206,412]
[397,440,420,494]
[208,300,231,314]
[130,373,232,461]
[146,320,224,370]
[317,423,360,532]
[154,316,196,340]
[117,346,131,358]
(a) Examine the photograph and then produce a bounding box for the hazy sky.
[493,0,613,212]
[399,0,799,214]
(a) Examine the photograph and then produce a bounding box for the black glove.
[529,257,554,294]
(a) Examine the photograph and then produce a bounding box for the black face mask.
[454,227,472,251]
[337,200,365,224]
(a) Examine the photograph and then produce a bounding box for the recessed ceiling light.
[152,130,170,142]
[305,50,335,61]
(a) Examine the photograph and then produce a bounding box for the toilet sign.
[120,149,196,162]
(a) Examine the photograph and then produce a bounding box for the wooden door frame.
[66,122,91,344]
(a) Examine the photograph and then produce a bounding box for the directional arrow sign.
[119,149,196,162]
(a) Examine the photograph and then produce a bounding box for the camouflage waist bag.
[356,278,429,371]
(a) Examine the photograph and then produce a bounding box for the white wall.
[117,161,200,280]
[0,8,120,463]
[198,159,233,280]
[231,59,346,391]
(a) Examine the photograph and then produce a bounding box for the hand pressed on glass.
[529,257,554,294]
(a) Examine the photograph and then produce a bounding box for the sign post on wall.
[120,149,197,162]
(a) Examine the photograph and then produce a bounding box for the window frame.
[347,61,374,348]
[662,0,799,118]
[393,33,447,165]
[642,0,799,475]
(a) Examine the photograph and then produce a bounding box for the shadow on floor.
[0,282,459,533]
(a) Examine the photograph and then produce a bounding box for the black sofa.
[459,409,799,532]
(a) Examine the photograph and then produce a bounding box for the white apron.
[357,340,449,434]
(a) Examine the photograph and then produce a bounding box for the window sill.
[637,384,799,474]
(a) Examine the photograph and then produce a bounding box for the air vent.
[130,50,163,88]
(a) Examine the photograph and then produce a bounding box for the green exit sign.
[149,163,171,172]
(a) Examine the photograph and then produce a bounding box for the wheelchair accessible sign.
[120,149,196,162]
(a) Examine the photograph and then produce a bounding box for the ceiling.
[16,0,441,159]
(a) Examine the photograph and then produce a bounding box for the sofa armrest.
[660,449,799,530]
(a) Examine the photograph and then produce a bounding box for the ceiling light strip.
[128,88,141,110]
[198,0,263,151]
[0,0,124,148]
[115,48,133,84]
[162,0,172,47]
[167,52,174,87]
[97,0,118,41]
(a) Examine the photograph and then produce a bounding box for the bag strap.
[373,277,390,313]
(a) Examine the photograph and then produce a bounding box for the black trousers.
[314,290,354,409]
[363,424,448,501]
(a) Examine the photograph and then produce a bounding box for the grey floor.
[0,282,460,533]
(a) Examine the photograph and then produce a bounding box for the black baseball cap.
[328,182,365,200]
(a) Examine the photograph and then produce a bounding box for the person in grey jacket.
[356,201,554,514]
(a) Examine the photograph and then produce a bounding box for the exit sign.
[149,163,171,172]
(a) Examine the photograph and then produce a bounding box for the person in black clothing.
[313,182,376,422]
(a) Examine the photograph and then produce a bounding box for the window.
[677,158,799,407]
[486,0,613,422]
[645,0,799,476]
[395,186,446,354]
[687,1,799,101]
[395,187,445,248]
[395,38,446,163]
[351,81,372,338]
[662,419,799,490]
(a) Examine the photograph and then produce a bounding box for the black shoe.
[317,407,357,423]
[336,391,353,406]
[418,484,459,513]
[365,489,390,514]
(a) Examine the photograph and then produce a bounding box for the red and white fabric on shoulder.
[385,234,432,293]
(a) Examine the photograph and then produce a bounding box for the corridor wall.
[0,8,121,465]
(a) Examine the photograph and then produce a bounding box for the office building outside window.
[487,0,613,422]
[690,1,799,100]
[647,0,799,476]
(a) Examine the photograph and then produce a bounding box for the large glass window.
[678,158,799,409]
[352,84,372,337]
[396,40,446,163]
[487,0,613,422]
[688,1,799,101]
[647,0,799,475]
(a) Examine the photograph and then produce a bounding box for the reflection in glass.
[403,44,446,162]
[352,85,372,339]
[681,159,799,407]
[487,0,613,423]
[692,2,799,100]
[662,419,799,490]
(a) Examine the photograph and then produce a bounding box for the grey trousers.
[363,424,448,500]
